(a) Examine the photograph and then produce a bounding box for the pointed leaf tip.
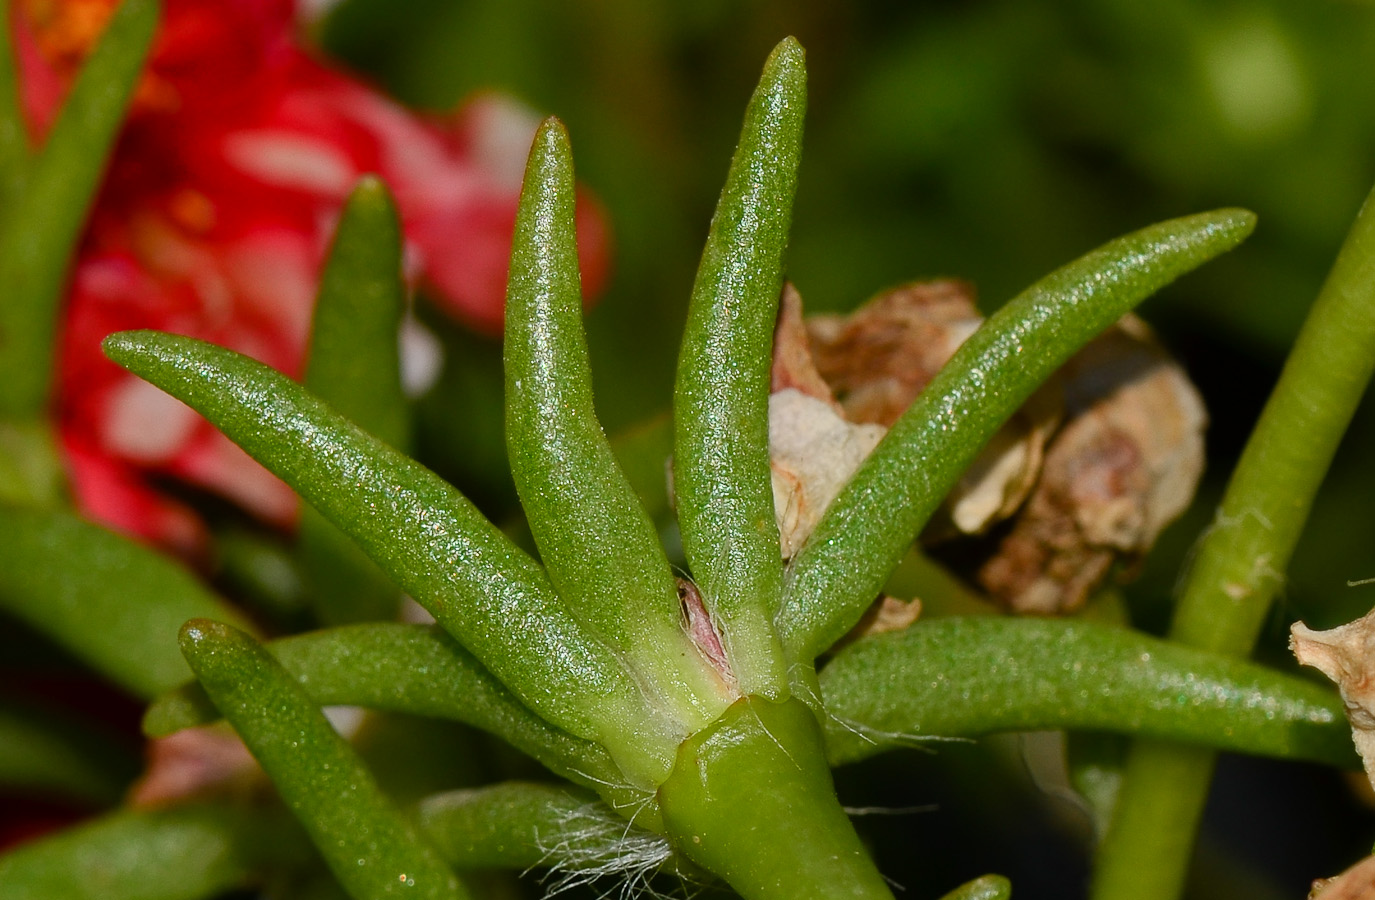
[100,329,146,363]
[343,173,396,213]
[536,114,569,140]
[527,117,574,178]
[767,36,806,70]
[1213,207,1257,239]
[760,37,806,103]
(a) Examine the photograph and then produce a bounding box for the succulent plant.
[5,15,1375,900]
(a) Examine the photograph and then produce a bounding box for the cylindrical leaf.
[179,619,464,900]
[937,875,1012,900]
[819,618,1353,768]
[144,624,625,801]
[104,331,679,785]
[301,176,409,625]
[1094,182,1375,900]
[672,37,807,697]
[304,176,409,450]
[0,804,304,900]
[505,119,728,729]
[417,782,676,875]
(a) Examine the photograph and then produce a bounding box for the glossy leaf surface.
[104,330,677,784]
[505,119,725,727]
[820,617,1353,767]
[672,38,806,696]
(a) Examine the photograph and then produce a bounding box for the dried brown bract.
[834,595,923,651]
[767,282,1206,616]
[978,317,1206,613]
[771,282,837,407]
[1292,607,1375,790]
[805,280,983,427]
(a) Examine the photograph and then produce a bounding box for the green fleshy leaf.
[779,209,1257,663]
[103,330,678,785]
[143,623,622,795]
[179,619,464,900]
[819,617,1354,768]
[505,118,727,729]
[0,0,159,417]
[672,37,807,698]
[300,176,409,625]
[418,782,590,870]
[0,505,253,698]
[303,176,409,450]
[0,803,306,900]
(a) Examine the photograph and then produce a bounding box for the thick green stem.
[657,695,893,900]
[1093,184,1375,900]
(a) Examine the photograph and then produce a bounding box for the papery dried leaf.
[937,384,1062,538]
[1310,855,1375,900]
[1292,607,1375,789]
[804,282,1058,538]
[772,283,838,407]
[769,388,885,558]
[978,318,1206,614]
[806,280,981,427]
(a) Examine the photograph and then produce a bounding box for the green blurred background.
[308,1,1375,896]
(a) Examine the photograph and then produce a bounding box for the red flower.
[14,0,611,551]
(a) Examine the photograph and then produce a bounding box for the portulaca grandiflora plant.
[4,9,1375,900]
